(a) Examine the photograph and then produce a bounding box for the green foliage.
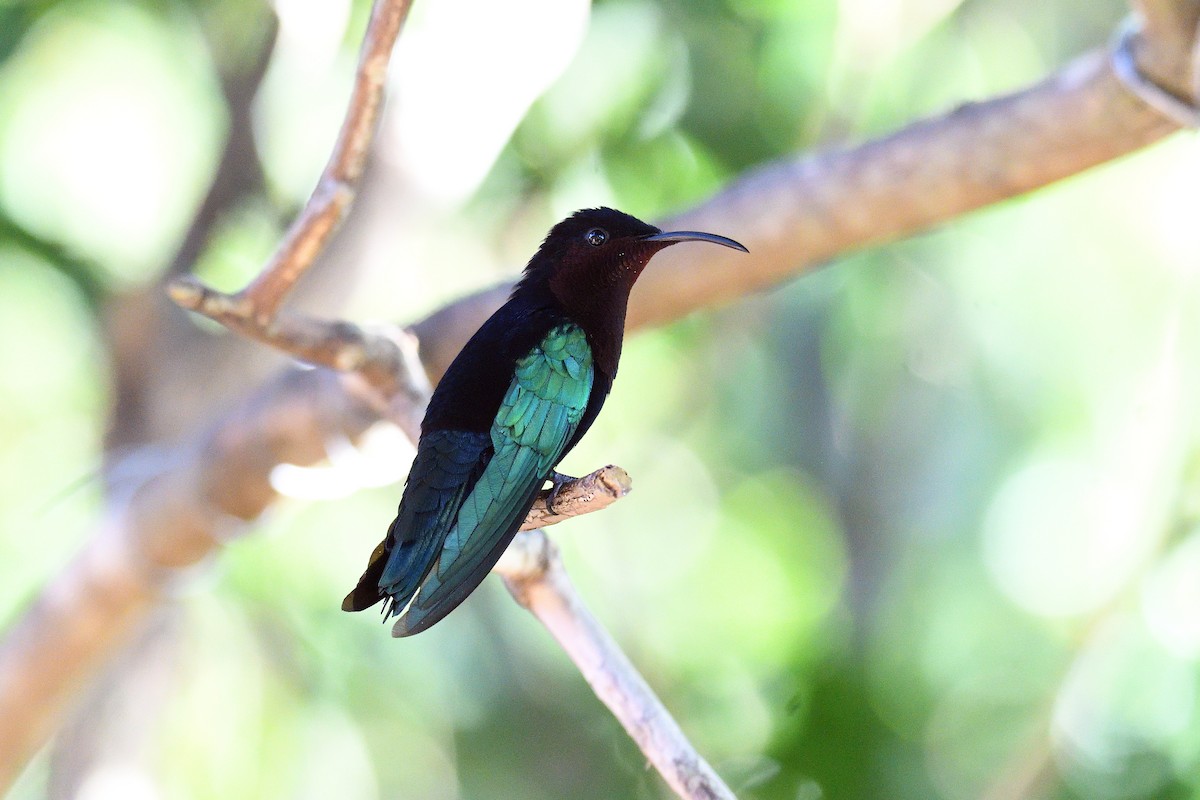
[6,0,1200,798]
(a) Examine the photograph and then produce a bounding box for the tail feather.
[342,430,491,616]
[341,539,389,611]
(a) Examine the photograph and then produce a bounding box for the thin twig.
[497,532,737,800]
[520,465,632,532]
[238,0,413,320]
[168,0,416,377]
[168,281,430,415]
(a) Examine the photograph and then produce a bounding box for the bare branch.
[168,0,416,368]
[636,4,1197,332]
[0,368,378,790]
[4,4,1200,794]
[1114,5,1200,127]
[167,280,429,418]
[238,0,414,320]
[520,465,632,532]
[411,6,1200,382]
[497,532,736,800]
[494,465,740,799]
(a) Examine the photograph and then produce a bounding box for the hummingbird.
[343,207,747,635]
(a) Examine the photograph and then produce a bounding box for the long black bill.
[642,230,749,253]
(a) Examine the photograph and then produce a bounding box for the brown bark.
[1,0,1198,792]
[413,5,1198,380]
[497,531,736,800]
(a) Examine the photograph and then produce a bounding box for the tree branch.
[411,2,1200,382]
[3,2,1200,794]
[520,465,632,532]
[0,369,635,792]
[167,282,430,427]
[168,0,415,351]
[234,0,413,321]
[165,0,427,424]
[0,368,376,790]
[496,531,736,800]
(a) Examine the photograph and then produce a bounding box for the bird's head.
[518,207,747,314]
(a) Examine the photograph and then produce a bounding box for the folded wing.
[341,428,491,613]
[390,323,594,635]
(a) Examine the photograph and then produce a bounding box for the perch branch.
[496,532,736,800]
[0,369,633,792]
[520,465,632,532]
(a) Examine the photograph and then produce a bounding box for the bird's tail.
[341,538,389,612]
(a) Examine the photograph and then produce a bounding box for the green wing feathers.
[341,429,489,613]
[390,324,594,635]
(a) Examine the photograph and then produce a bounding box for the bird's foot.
[545,470,577,514]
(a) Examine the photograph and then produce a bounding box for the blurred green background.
[2,0,1199,798]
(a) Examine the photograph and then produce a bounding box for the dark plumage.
[343,207,747,636]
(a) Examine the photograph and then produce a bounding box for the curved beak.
[642,230,749,253]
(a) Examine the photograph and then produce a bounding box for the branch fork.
[166,0,417,397]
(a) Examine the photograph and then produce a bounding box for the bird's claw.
[545,470,576,515]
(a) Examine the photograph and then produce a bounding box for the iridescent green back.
[391,323,594,634]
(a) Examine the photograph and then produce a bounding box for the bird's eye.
[585,228,608,247]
